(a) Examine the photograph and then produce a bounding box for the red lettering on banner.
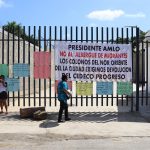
[68,52,73,57]
[60,51,66,57]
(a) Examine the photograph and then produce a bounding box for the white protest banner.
[55,41,132,81]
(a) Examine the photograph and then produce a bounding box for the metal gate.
[0,26,149,111]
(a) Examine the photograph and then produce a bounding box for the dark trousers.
[58,101,68,121]
[0,91,8,100]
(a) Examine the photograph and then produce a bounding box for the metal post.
[136,27,140,111]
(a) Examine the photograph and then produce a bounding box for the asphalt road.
[0,133,150,150]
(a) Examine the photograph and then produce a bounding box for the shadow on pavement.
[67,112,148,123]
[0,112,22,121]
[38,111,149,128]
[39,120,59,128]
[0,112,149,125]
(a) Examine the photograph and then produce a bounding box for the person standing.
[0,75,8,114]
[57,74,72,123]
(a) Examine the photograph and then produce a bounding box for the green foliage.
[115,30,146,49]
[3,21,39,46]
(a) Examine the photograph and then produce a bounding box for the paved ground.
[1,111,150,149]
[1,134,150,150]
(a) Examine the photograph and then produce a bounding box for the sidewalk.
[0,111,150,138]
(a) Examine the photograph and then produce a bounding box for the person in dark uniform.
[57,74,72,123]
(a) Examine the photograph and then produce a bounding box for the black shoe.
[65,118,71,121]
[58,120,64,123]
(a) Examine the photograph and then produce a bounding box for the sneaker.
[65,118,71,121]
[58,120,64,123]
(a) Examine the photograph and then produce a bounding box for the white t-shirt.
[0,83,6,93]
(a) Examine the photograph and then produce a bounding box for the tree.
[115,29,146,48]
[3,21,39,46]
[110,29,146,84]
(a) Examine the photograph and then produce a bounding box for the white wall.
[0,28,53,96]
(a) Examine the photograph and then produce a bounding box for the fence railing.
[0,26,149,111]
